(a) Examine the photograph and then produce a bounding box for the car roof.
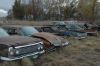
[2,25,25,28]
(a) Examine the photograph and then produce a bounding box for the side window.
[16,28,23,35]
[8,28,18,35]
[42,27,53,32]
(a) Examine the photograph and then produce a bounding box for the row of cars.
[35,21,98,39]
[0,21,98,61]
[0,25,69,61]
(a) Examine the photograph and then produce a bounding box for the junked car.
[76,23,98,36]
[35,24,87,39]
[65,22,98,36]
[2,25,69,52]
[51,21,97,36]
[0,28,44,61]
[52,25,87,39]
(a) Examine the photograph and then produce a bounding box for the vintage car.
[52,21,97,36]
[35,25,87,39]
[0,28,44,61]
[2,25,69,52]
[76,23,98,36]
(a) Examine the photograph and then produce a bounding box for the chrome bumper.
[0,50,45,61]
[62,41,70,46]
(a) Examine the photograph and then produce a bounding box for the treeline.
[7,0,99,21]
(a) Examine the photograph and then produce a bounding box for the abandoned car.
[35,25,87,39]
[2,25,69,51]
[76,23,98,36]
[0,28,44,61]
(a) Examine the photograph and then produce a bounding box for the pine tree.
[13,0,25,19]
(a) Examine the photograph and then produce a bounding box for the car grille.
[15,44,42,56]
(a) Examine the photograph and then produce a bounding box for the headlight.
[9,47,14,55]
[38,46,43,50]
[38,47,41,50]
[9,51,14,55]
[40,46,43,49]
[16,50,19,54]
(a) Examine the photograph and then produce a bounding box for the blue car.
[36,25,87,39]
[53,25,87,38]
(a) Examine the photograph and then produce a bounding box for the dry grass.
[20,58,34,66]
[0,35,100,66]
[33,36,100,66]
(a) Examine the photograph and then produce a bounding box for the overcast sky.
[0,0,15,17]
[0,0,15,10]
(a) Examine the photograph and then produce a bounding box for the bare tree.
[78,0,97,22]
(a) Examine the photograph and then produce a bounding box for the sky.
[0,9,8,17]
[0,0,15,17]
[0,0,15,10]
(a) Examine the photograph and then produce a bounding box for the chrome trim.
[0,50,45,61]
[15,42,43,49]
[62,42,69,46]
[39,50,45,54]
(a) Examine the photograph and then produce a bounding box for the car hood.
[32,32,69,46]
[0,35,42,47]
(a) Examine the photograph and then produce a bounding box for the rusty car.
[76,23,98,36]
[2,25,69,52]
[0,27,44,61]
[35,24,87,39]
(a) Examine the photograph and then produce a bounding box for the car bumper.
[54,41,70,47]
[75,36,86,39]
[0,50,45,61]
[62,42,70,46]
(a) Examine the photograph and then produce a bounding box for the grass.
[0,35,100,66]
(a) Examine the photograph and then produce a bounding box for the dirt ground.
[0,35,100,66]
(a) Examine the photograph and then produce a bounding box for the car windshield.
[0,28,10,38]
[20,26,39,36]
